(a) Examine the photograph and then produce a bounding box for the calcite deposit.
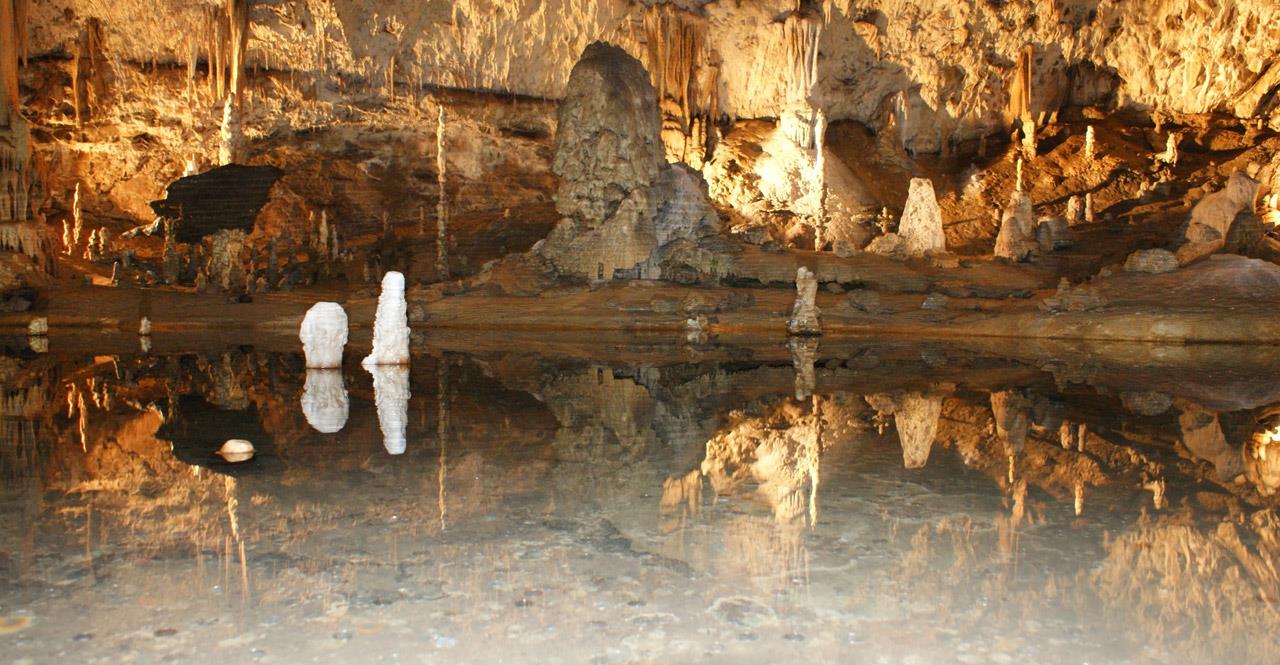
[363,272,410,367]
[299,302,348,369]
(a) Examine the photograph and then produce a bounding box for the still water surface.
[2,340,1279,664]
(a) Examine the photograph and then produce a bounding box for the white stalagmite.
[362,271,410,366]
[898,177,946,256]
[1157,133,1179,166]
[218,93,243,165]
[1085,192,1095,223]
[1083,126,1096,163]
[71,183,83,251]
[138,316,151,335]
[1020,116,1036,156]
[301,369,349,434]
[369,365,410,455]
[1015,157,1024,192]
[61,219,72,254]
[300,302,349,368]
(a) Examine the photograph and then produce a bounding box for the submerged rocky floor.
[2,335,1279,664]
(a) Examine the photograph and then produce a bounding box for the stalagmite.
[82,228,98,261]
[71,183,83,250]
[61,219,72,254]
[789,336,817,401]
[897,178,946,256]
[301,369,349,434]
[436,105,449,279]
[299,302,348,368]
[1083,126,1096,163]
[96,226,108,257]
[1021,117,1036,157]
[1085,192,1095,223]
[1066,195,1083,226]
[1157,133,1179,166]
[994,191,1037,261]
[896,393,942,470]
[362,271,410,366]
[219,93,244,165]
[369,365,410,455]
[1014,157,1024,192]
[786,266,821,336]
[27,316,45,336]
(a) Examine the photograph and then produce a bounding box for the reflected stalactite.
[369,365,410,455]
[300,369,348,434]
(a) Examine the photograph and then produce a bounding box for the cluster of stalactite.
[778,5,824,149]
[200,0,251,107]
[70,18,108,127]
[631,3,721,164]
[1,0,32,224]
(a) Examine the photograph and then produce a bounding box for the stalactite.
[1,0,33,224]
[70,19,108,127]
[227,0,250,109]
[1006,44,1033,127]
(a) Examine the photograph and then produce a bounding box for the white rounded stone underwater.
[217,438,255,463]
[300,302,349,368]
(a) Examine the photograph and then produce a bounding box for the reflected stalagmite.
[1178,403,1244,481]
[1245,426,1280,496]
[789,336,817,401]
[301,369,349,434]
[369,364,410,455]
[991,390,1030,455]
[896,392,942,469]
[786,266,820,335]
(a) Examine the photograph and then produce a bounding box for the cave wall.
[19,0,1280,151]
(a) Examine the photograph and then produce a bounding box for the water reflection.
[3,343,1280,662]
[301,369,348,433]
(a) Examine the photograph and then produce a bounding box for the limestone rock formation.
[363,271,410,367]
[299,302,348,369]
[301,369,349,434]
[539,42,718,282]
[369,365,410,455]
[994,191,1037,261]
[897,178,945,257]
[1124,249,1179,274]
[1185,171,1261,245]
[1035,217,1074,252]
[786,266,820,336]
[218,93,243,165]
